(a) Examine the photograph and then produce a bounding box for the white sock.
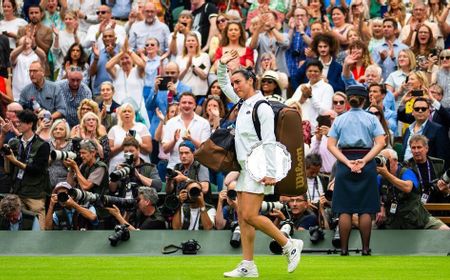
[242,260,255,266]
[282,239,293,250]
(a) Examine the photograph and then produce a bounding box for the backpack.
[252,100,307,196]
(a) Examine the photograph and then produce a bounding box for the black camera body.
[110,153,135,182]
[166,168,178,179]
[229,221,241,248]
[227,189,237,201]
[109,224,130,246]
[269,220,294,254]
[309,225,325,244]
[375,155,390,170]
[102,195,137,210]
[181,239,201,254]
[0,144,12,155]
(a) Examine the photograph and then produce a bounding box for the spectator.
[82,5,126,50]
[98,81,120,132]
[328,7,353,49]
[206,12,226,61]
[371,18,408,81]
[176,32,210,98]
[367,104,393,147]
[432,49,450,107]
[331,92,348,116]
[141,37,164,101]
[68,0,101,35]
[76,112,110,162]
[70,99,106,138]
[58,67,93,128]
[0,0,28,49]
[249,11,290,76]
[169,10,202,59]
[56,43,90,85]
[368,83,397,135]
[106,47,150,127]
[10,36,46,101]
[286,7,311,80]
[48,118,72,189]
[368,17,385,55]
[294,32,345,92]
[383,0,409,27]
[255,53,288,99]
[0,194,40,231]
[172,180,216,230]
[385,49,417,106]
[129,2,170,53]
[259,70,285,102]
[89,28,119,98]
[376,148,449,230]
[19,60,66,120]
[106,186,166,230]
[45,182,98,230]
[40,0,67,29]
[17,4,53,77]
[201,95,226,132]
[161,92,210,169]
[411,24,438,73]
[35,109,53,141]
[106,0,132,22]
[191,0,218,50]
[6,109,51,229]
[310,113,337,174]
[405,134,449,203]
[108,103,152,174]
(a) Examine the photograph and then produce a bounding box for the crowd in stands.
[0,0,450,233]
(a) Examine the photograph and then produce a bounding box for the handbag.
[194,101,242,172]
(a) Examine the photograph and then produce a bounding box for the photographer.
[109,136,162,196]
[6,109,50,230]
[271,194,318,231]
[106,187,166,230]
[0,194,40,231]
[376,149,449,230]
[172,180,216,230]
[66,139,109,195]
[215,171,239,230]
[165,140,210,197]
[405,135,449,203]
[45,182,98,230]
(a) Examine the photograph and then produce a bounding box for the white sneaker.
[283,239,304,273]
[224,261,259,278]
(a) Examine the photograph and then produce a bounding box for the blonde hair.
[80,111,104,137]
[117,103,136,127]
[397,49,416,71]
[182,32,201,57]
[77,99,100,120]
[50,118,71,140]
[409,71,430,89]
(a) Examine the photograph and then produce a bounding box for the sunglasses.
[440,56,450,60]
[96,10,108,15]
[261,79,275,84]
[333,100,345,105]
[81,107,93,111]
[145,43,156,47]
[217,18,228,23]
[413,107,428,112]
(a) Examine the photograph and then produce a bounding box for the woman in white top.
[0,0,27,49]
[218,50,303,278]
[176,32,210,97]
[168,10,202,60]
[108,103,152,174]
[106,47,150,127]
[385,49,417,106]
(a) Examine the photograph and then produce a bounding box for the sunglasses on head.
[261,79,275,84]
[440,56,450,60]
[413,106,428,112]
[333,100,345,105]
[96,10,108,15]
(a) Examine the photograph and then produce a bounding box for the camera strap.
[161,244,183,254]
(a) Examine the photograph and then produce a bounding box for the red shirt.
[215,46,254,68]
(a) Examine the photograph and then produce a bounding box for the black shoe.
[340,249,349,256]
[362,249,371,256]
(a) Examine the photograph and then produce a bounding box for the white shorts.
[236,162,274,195]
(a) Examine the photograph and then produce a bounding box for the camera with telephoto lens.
[109,153,135,182]
[166,168,178,179]
[229,221,241,248]
[159,194,181,217]
[375,155,390,168]
[309,225,325,244]
[269,220,294,254]
[260,201,285,215]
[51,150,77,161]
[441,169,450,184]
[57,192,70,203]
[68,188,100,205]
[331,218,341,248]
[101,195,136,210]
[0,144,12,155]
[227,189,237,200]
[188,184,201,199]
[71,137,82,164]
[108,224,130,246]
[181,239,201,254]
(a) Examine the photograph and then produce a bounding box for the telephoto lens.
[188,186,201,199]
[57,192,69,203]
[50,150,77,161]
[229,221,241,248]
[227,189,237,200]
[109,166,131,182]
[269,220,294,254]
[102,195,136,210]
[260,201,285,215]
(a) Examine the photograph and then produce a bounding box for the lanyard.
[416,160,432,193]
[18,136,36,163]
[307,177,319,201]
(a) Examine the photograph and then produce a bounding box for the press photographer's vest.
[381,167,430,229]
[407,157,445,196]
[181,203,214,230]
[12,136,51,198]
[54,208,93,230]
[174,161,201,184]
[0,209,36,230]
[80,160,109,195]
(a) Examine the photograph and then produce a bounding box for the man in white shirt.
[128,2,171,54]
[82,5,126,50]
[290,59,334,130]
[162,92,210,169]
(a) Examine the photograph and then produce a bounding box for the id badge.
[17,169,25,180]
[390,203,397,214]
[420,193,429,204]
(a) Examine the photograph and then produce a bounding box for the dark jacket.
[0,209,37,230]
[294,58,345,92]
[398,104,450,128]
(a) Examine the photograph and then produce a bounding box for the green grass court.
[2,256,449,280]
